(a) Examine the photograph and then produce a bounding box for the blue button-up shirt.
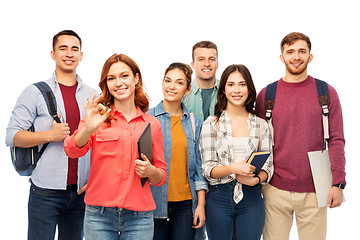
[147,101,208,218]
[182,79,220,121]
[6,73,97,191]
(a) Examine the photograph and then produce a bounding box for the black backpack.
[264,78,330,146]
[10,82,61,176]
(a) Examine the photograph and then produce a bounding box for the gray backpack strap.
[33,82,61,156]
[33,82,61,123]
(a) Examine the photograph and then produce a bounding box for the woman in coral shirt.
[64,54,166,240]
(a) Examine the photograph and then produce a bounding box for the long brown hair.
[214,64,256,121]
[99,54,149,122]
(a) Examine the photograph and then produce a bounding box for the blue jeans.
[84,205,154,240]
[28,182,85,240]
[206,182,265,240]
[154,200,196,240]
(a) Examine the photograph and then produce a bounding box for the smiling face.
[162,68,190,104]
[106,62,139,104]
[51,35,83,74]
[280,39,313,77]
[224,71,249,108]
[191,47,218,83]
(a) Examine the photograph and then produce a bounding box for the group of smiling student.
[6,30,346,240]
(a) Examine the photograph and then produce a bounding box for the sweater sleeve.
[327,84,346,185]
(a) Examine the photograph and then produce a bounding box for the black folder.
[137,123,153,186]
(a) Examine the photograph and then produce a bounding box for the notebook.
[137,123,153,186]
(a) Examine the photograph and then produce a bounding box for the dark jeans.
[154,200,196,240]
[206,182,265,240]
[28,182,85,240]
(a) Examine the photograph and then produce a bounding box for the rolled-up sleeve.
[260,120,274,184]
[6,86,38,147]
[194,117,208,192]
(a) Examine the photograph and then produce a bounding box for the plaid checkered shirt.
[199,111,273,203]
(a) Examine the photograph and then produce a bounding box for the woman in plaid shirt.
[199,64,273,240]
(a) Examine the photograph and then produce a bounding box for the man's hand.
[49,119,70,142]
[77,184,87,195]
[327,186,343,208]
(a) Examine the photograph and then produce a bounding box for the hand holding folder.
[137,123,153,186]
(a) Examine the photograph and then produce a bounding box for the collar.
[190,78,220,95]
[218,110,257,132]
[153,101,190,119]
[50,72,83,90]
[113,106,146,122]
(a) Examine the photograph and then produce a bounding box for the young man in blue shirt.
[6,30,97,240]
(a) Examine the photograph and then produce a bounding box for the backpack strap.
[33,82,61,123]
[264,79,330,148]
[33,81,61,156]
[190,112,196,137]
[315,78,330,145]
[264,81,278,146]
[189,112,196,147]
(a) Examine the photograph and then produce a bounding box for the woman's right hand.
[74,94,111,148]
[231,160,256,177]
[83,94,111,133]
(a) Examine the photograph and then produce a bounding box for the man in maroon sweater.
[256,32,346,240]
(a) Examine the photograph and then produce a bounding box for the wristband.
[255,176,261,184]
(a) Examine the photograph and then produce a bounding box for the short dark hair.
[52,30,82,51]
[214,64,257,121]
[192,41,218,61]
[281,32,311,52]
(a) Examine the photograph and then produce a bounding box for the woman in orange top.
[64,54,166,240]
[147,63,208,240]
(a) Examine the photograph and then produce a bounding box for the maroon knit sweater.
[256,76,346,192]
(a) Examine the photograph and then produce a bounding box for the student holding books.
[199,64,273,240]
[64,54,166,240]
[147,62,208,240]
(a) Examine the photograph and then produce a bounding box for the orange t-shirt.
[167,115,192,202]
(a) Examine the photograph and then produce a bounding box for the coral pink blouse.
[64,107,166,211]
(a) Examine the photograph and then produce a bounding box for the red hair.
[99,54,149,114]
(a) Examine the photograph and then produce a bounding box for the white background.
[1,0,359,239]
